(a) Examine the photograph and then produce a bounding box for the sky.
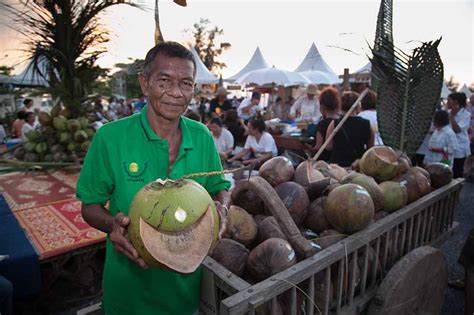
[0,0,473,85]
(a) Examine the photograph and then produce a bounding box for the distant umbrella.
[300,70,341,85]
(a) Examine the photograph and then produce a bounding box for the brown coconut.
[328,164,349,181]
[359,146,399,182]
[316,229,346,249]
[294,160,325,187]
[247,238,297,281]
[395,150,412,175]
[324,184,375,234]
[210,239,249,276]
[274,181,310,226]
[305,177,333,200]
[393,168,431,203]
[408,168,431,196]
[223,205,258,246]
[256,216,287,242]
[340,173,384,212]
[231,180,265,215]
[425,163,453,189]
[259,156,294,186]
[379,181,408,213]
[304,197,331,233]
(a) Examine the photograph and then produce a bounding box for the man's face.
[26,101,33,109]
[139,53,195,122]
[307,93,315,100]
[447,97,459,111]
[251,97,260,106]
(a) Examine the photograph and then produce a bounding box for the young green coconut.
[128,178,219,274]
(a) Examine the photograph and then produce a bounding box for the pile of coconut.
[13,107,95,163]
[210,146,454,286]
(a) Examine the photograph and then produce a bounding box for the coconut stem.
[181,165,251,179]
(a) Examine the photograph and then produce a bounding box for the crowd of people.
[185,85,474,176]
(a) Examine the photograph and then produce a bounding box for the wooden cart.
[201,178,464,315]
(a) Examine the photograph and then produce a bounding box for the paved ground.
[441,181,474,315]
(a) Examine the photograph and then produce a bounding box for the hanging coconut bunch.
[13,104,95,163]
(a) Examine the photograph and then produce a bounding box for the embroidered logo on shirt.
[123,162,148,181]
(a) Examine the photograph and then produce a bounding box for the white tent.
[226,47,270,82]
[440,81,451,99]
[349,62,371,83]
[459,84,473,98]
[190,48,219,84]
[294,43,339,82]
[12,57,50,87]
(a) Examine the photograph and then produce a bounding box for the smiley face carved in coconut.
[128,178,219,274]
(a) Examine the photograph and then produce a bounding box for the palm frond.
[372,0,394,91]
[372,37,444,156]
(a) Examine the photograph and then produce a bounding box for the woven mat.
[14,199,106,260]
[0,171,77,211]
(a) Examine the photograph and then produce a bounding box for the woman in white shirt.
[228,117,277,166]
[424,110,458,167]
[447,92,471,178]
[358,89,384,146]
[208,117,234,160]
[21,112,37,140]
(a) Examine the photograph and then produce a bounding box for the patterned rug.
[14,199,106,260]
[0,171,77,211]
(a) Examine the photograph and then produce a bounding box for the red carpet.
[14,199,106,260]
[0,168,106,261]
[0,171,76,211]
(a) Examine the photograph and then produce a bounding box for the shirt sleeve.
[262,133,276,153]
[456,110,471,132]
[244,135,251,149]
[446,130,458,155]
[225,130,234,151]
[76,129,115,205]
[290,99,302,116]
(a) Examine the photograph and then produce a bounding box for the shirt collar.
[139,105,194,151]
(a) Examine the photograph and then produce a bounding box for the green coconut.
[24,153,39,162]
[379,181,408,213]
[79,117,90,129]
[59,132,71,144]
[359,146,399,182]
[53,116,68,131]
[85,128,95,138]
[67,119,81,132]
[81,141,91,151]
[341,173,384,212]
[25,130,41,143]
[67,142,76,152]
[24,142,37,153]
[74,130,88,143]
[323,184,374,234]
[38,112,51,126]
[128,178,219,273]
[35,142,48,154]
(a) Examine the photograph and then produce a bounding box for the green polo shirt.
[76,106,230,315]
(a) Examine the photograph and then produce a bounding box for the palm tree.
[2,0,138,117]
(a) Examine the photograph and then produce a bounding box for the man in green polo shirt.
[76,41,230,315]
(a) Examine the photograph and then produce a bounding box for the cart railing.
[201,178,464,315]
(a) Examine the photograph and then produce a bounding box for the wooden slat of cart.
[220,179,463,315]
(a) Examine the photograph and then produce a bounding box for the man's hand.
[109,212,148,269]
[214,201,228,239]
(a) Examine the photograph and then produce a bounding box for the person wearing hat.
[237,91,262,121]
[209,86,232,118]
[290,84,321,123]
